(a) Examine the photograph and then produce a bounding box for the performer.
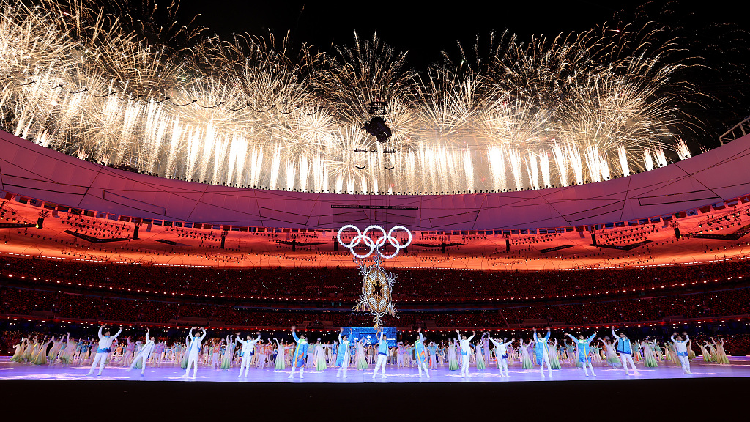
[122,337,136,367]
[236,332,261,378]
[336,328,351,378]
[518,338,533,369]
[274,338,287,370]
[312,339,327,371]
[548,338,562,370]
[334,338,346,368]
[128,328,156,376]
[414,328,430,378]
[713,338,730,364]
[88,325,122,376]
[288,326,309,379]
[182,327,207,379]
[372,328,389,379]
[220,335,235,370]
[489,336,514,377]
[153,340,166,367]
[564,331,597,377]
[10,337,27,363]
[642,339,659,367]
[457,330,475,378]
[611,327,639,375]
[61,333,77,364]
[256,339,269,369]
[672,332,692,374]
[532,327,553,377]
[354,336,368,370]
[427,342,438,370]
[482,335,491,369]
[475,332,487,371]
[448,339,458,371]
[600,337,622,368]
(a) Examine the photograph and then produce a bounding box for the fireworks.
[0,0,703,194]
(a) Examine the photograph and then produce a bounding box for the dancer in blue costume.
[372,328,389,379]
[336,328,351,378]
[334,340,344,368]
[565,331,597,377]
[532,327,553,377]
[415,328,430,378]
[288,326,309,379]
[611,327,639,375]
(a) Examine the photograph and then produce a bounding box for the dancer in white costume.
[372,328,389,379]
[672,332,692,374]
[88,325,122,376]
[128,329,155,376]
[182,327,207,379]
[489,336,514,377]
[414,328,430,378]
[565,331,597,377]
[456,330,475,378]
[611,327,639,375]
[336,328,351,378]
[532,327,553,377]
[236,332,261,378]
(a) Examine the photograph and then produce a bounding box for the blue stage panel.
[343,327,397,347]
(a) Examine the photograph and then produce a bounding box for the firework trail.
[0,0,710,196]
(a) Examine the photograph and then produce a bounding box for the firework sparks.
[0,0,708,195]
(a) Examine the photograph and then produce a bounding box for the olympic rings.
[337,224,412,259]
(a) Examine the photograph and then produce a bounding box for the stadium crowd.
[1,254,748,302]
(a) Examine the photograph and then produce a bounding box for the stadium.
[2,0,750,417]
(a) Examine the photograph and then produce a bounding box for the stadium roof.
[1,129,749,231]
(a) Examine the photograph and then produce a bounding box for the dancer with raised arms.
[88,325,122,376]
[289,326,309,379]
[456,330,475,378]
[489,336,514,377]
[564,330,598,377]
[672,332,692,374]
[611,327,639,376]
[336,328,351,378]
[415,328,430,378]
[128,328,155,376]
[182,327,206,379]
[236,332,262,378]
[532,327,553,377]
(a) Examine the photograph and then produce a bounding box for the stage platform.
[3,357,750,418]
[2,356,750,383]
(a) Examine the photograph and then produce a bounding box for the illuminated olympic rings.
[337,224,413,259]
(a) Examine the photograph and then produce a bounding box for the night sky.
[174,1,741,69]
[169,0,749,144]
